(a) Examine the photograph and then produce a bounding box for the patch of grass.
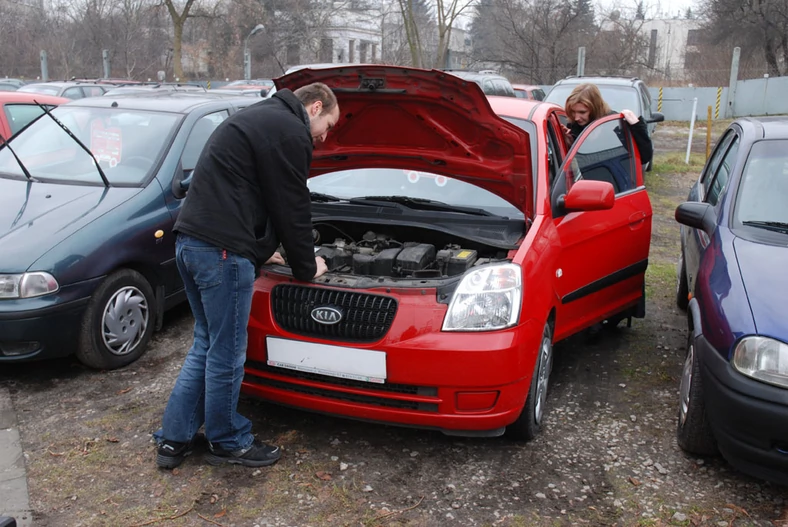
[652,152,706,174]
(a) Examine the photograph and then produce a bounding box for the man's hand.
[621,109,640,125]
[265,252,285,265]
[313,256,328,279]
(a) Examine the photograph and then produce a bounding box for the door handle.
[628,211,647,229]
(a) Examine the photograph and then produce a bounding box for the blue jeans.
[153,233,255,451]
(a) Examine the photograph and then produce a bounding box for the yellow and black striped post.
[715,87,722,119]
[658,87,663,113]
[207,80,211,90]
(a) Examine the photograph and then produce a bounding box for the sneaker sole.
[204,452,281,467]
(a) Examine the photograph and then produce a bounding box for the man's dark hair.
[294,82,337,115]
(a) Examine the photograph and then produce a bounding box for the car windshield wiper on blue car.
[348,195,497,217]
[742,220,788,234]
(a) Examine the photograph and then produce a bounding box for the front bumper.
[242,282,544,437]
[696,333,788,485]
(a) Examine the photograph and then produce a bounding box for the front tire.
[76,269,155,370]
[676,331,717,455]
[508,321,554,440]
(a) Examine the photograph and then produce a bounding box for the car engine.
[312,230,490,278]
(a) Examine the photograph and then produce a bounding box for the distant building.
[638,18,703,81]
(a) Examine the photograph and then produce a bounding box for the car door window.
[552,116,637,216]
[546,120,563,189]
[639,85,652,118]
[181,110,228,171]
[706,135,739,206]
[83,86,105,97]
[62,87,84,100]
[482,80,494,95]
[702,130,735,199]
[533,89,546,101]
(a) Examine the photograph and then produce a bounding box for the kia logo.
[310,306,343,325]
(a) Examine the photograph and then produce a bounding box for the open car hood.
[275,66,532,207]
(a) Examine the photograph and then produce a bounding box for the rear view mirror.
[647,112,665,124]
[171,164,193,199]
[675,201,716,236]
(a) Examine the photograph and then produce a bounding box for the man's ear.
[311,100,323,116]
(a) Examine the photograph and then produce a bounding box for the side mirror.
[0,516,17,527]
[647,112,665,124]
[560,180,615,212]
[675,201,716,236]
[171,163,193,200]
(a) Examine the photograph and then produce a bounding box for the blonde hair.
[564,83,611,124]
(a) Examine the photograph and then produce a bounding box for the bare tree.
[397,0,475,68]
[162,0,198,79]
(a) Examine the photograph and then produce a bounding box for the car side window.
[568,119,636,194]
[83,86,105,97]
[639,85,652,118]
[482,80,494,95]
[706,135,739,206]
[702,130,735,197]
[546,122,562,189]
[533,89,546,101]
[181,110,229,171]
[63,87,83,100]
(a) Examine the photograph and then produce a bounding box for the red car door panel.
[551,115,652,341]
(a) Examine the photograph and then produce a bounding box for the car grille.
[271,284,397,342]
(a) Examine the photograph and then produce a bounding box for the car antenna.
[0,132,34,182]
[34,101,111,187]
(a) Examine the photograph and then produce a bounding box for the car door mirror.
[675,201,716,236]
[647,112,664,124]
[560,180,615,212]
[171,163,192,199]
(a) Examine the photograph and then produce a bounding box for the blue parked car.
[674,117,788,485]
[0,92,255,369]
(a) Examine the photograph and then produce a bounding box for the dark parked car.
[0,78,26,91]
[446,70,516,97]
[0,92,255,369]
[17,81,111,100]
[674,117,788,485]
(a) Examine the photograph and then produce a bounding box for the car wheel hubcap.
[102,286,149,356]
[679,343,694,427]
[534,332,553,425]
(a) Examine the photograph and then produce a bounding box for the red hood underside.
[275,65,532,207]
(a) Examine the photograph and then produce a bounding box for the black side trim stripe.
[561,259,648,304]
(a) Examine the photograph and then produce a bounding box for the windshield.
[0,106,181,186]
[734,139,788,230]
[4,104,55,136]
[18,85,61,96]
[308,168,523,218]
[546,84,640,114]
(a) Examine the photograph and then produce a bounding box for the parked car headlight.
[442,263,522,331]
[732,336,788,388]
[0,272,59,299]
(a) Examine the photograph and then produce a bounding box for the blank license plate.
[266,337,387,384]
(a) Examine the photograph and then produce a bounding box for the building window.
[360,41,368,63]
[349,39,355,63]
[687,29,701,46]
[371,43,377,62]
[319,38,333,63]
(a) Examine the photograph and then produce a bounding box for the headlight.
[442,263,522,331]
[732,336,788,388]
[0,272,59,299]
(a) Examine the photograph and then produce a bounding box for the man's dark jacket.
[174,89,317,281]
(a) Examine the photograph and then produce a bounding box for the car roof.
[511,84,542,90]
[448,71,509,82]
[555,76,642,87]
[486,96,544,117]
[739,116,788,140]
[70,92,254,113]
[0,91,70,104]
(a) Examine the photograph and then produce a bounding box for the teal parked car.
[0,92,255,369]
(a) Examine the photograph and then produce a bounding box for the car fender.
[687,296,703,339]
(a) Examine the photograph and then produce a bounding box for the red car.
[0,91,69,141]
[242,66,652,439]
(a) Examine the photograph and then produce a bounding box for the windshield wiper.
[742,220,788,234]
[349,195,496,217]
[35,101,110,188]
[0,133,35,181]
[310,191,341,202]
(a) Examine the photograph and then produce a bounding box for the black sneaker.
[156,433,205,469]
[204,439,281,467]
